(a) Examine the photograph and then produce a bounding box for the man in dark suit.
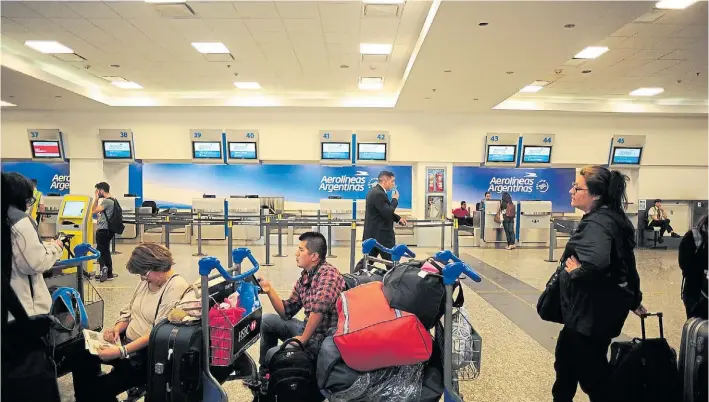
[363,171,407,261]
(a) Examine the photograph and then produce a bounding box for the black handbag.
[537,263,564,324]
[1,276,61,402]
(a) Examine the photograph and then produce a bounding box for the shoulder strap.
[154,274,179,321]
[692,229,703,252]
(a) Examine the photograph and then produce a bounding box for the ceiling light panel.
[360,43,393,55]
[0,101,17,107]
[191,42,230,54]
[519,85,544,93]
[359,77,383,90]
[25,40,74,54]
[234,82,261,89]
[362,0,405,4]
[629,87,664,96]
[655,0,698,9]
[145,0,186,3]
[112,81,143,89]
[574,46,609,59]
[101,76,127,82]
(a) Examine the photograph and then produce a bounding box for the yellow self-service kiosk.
[57,195,95,273]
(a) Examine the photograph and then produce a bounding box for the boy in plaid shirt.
[257,231,345,369]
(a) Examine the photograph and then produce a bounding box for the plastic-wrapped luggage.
[317,335,362,396]
[679,317,708,402]
[329,363,425,402]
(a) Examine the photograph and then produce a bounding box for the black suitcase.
[679,317,708,402]
[343,265,388,290]
[146,320,203,402]
[610,312,681,402]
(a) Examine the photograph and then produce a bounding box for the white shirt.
[10,216,63,318]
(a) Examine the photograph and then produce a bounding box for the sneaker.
[99,266,108,283]
[107,274,118,281]
[671,232,681,238]
[658,237,665,244]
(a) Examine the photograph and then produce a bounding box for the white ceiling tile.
[610,23,643,37]
[283,19,322,34]
[189,2,240,19]
[23,2,82,19]
[360,18,400,43]
[629,49,673,60]
[1,17,29,34]
[597,35,629,48]
[275,2,320,19]
[11,17,66,34]
[623,59,682,77]
[648,37,701,50]
[232,2,279,19]
[66,2,120,19]
[168,19,215,40]
[655,2,708,25]
[250,31,290,45]
[672,25,708,38]
[105,2,160,19]
[1,2,43,18]
[245,19,286,34]
[615,35,658,49]
[634,23,683,37]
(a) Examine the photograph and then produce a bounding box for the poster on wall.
[426,168,445,193]
[143,164,413,209]
[452,167,575,212]
[0,161,70,194]
[425,195,444,219]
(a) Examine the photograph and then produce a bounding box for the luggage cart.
[361,238,416,267]
[433,250,483,402]
[197,248,264,402]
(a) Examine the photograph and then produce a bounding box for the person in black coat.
[363,171,407,261]
[679,214,708,319]
[552,165,647,402]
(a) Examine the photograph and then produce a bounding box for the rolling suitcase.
[146,320,203,402]
[679,317,708,402]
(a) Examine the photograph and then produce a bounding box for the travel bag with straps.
[609,312,681,402]
[261,338,323,402]
[103,197,125,235]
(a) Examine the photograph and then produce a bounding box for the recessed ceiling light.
[444,70,452,73]
[145,0,186,3]
[24,40,73,54]
[360,43,392,55]
[629,87,664,96]
[582,70,592,74]
[359,77,383,90]
[473,98,479,101]
[574,46,609,59]
[520,85,544,93]
[362,0,405,4]
[506,71,514,75]
[478,22,489,26]
[655,0,697,9]
[101,76,127,82]
[340,64,350,69]
[112,81,143,89]
[111,64,121,68]
[234,82,261,90]
[191,42,230,54]
[564,24,576,28]
[0,101,17,107]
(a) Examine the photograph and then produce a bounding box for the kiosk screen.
[103,141,132,159]
[612,147,642,165]
[62,201,85,218]
[522,146,551,163]
[322,143,351,160]
[31,141,61,158]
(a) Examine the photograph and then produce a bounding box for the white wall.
[2,108,707,217]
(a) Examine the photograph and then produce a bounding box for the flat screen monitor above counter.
[322,142,351,160]
[192,141,222,159]
[486,145,516,163]
[357,143,386,161]
[31,140,61,158]
[522,146,551,163]
[228,142,257,160]
[612,147,642,165]
[102,140,132,159]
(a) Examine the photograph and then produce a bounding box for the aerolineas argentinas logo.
[319,171,369,193]
[487,172,540,193]
[50,174,70,191]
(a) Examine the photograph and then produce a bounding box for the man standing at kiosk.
[93,182,117,282]
[363,171,407,261]
[30,178,45,221]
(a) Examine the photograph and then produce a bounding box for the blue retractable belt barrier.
[361,238,416,262]
[51,287,89,329]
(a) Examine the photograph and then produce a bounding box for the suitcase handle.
[640,312,664,340]
[280,338,306,352]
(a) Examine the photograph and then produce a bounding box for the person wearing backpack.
[500,192,516,250]
[92,182,122,282]
[679,215,708,319]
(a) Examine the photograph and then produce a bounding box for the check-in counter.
[115,196,139,240]
[228,197,261,243]
[192,197,226,241]
[38,194,63,239]
[518,201,552,247]
[320,199,352,246]
[481,200,505,247]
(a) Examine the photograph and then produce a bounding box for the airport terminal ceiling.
[0,0,707,114]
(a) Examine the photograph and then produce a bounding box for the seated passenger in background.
[71,243,189,402]
[679,215,708,319]
[452,201,474,227]
[257,232,345,374]
[475,191,492,211]
[647,199,681,243]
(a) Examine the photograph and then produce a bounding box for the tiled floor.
[56,242,688,402]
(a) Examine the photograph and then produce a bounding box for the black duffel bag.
[316,335,362,398]
[382,259,463,330]
[262,338,324,402]
[343,264,389,290]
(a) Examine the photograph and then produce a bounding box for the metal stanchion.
[317,209,322,233]
[327,214,337,258]
[227,221,235,270]
[193,212,207,257]
[349,221,357,274]
[273,214,287,257]
[440,218,446,251]
[453,218,460,257]
[110,235,121,255]
[544,218,557,262]
[164,216,171,249]
[263,216,274,266]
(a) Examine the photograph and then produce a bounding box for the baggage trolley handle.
[54,243,101,268]
[361,238,416,262]
[198,248,259,281]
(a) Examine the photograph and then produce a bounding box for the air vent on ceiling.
[153,3,196,18]
[54,53,86,62]
[363,4,402,18]
[361,54,389,63]
[204,53,235,62]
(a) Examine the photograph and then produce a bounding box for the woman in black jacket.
[552,166,646,402]
[500,192,516,250]
[678,214,707,319]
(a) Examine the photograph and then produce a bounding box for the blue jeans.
[502,218,515,246]
[259,313,305,366]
